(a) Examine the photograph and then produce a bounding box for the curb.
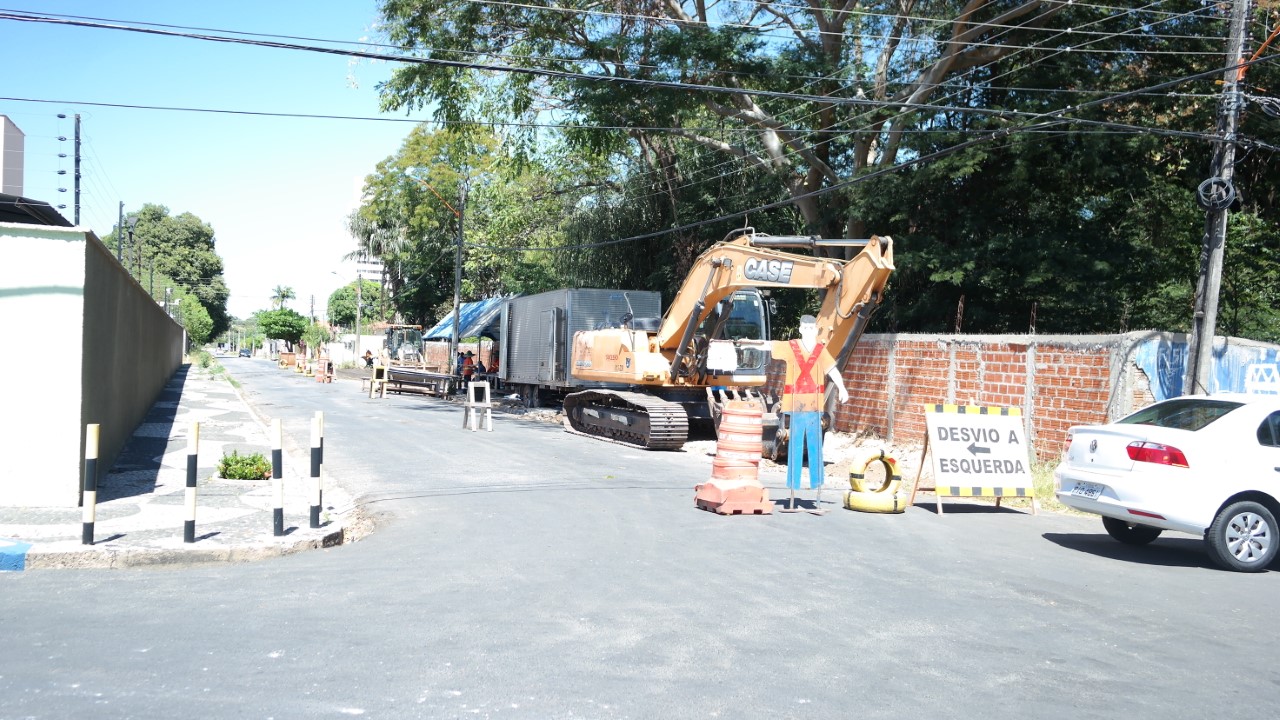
[23,526,348,570]
[2,367,382,571]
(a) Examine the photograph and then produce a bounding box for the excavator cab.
[696,289,771,382]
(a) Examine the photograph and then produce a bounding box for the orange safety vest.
[777,340,831,413]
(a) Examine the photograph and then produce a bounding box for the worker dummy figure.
[774,314,849,514]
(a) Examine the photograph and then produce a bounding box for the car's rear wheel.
[1102,517,1163,545]
[1206,501,1278,572]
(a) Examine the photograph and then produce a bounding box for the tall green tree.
[176,292,213,345]
[104,203,231,338]
[378,0,1065,257]
[327,279,386,328]
[367,0,1279,341]
[257,308,308,352]
[852,2,1279,336]
[270,285,296,310]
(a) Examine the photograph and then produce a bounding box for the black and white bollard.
[184,422,199,543]
[309,416,322,529]
[81,423,99,545]
[271,419,284,536]
[315,410,324,506]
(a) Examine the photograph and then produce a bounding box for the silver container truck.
[498,288,661,406]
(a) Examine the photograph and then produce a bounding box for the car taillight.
[1126,441,1189,468]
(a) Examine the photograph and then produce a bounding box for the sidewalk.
[0,362,367,571]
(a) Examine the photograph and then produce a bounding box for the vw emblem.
[1089,439,1098,453]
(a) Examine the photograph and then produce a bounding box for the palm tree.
[271,285,296,310]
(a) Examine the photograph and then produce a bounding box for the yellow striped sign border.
[923,404,1031,498]
[928,404,1022,416]
[944,486,1031,498]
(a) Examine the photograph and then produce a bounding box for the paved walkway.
[0,362,363,570]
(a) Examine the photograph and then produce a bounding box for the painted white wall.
[0,223,84,506]
[0,222,183,507]
[329,334,384,365]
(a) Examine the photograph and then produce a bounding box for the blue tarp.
[424,296,512,340]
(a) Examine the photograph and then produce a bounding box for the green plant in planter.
[218,450,272,480]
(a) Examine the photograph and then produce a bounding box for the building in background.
[0,115,24,196]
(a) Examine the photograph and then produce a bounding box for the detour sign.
[921,404,1034,508]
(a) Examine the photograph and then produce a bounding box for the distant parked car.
[239,348,252,358]
[1055,394,1280,572]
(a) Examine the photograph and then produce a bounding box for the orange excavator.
[563,228,895,454]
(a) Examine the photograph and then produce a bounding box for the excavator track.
[562,390,689,451]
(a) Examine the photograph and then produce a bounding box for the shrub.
[218,450,272,480]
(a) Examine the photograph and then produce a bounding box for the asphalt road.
[3,358,1278,719]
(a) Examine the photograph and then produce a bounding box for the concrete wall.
[0,222,183,507]
[82,235,184,498]
[765,331,1280,462]
[326,334,387,365]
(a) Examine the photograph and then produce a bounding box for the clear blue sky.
[0,1,423,321]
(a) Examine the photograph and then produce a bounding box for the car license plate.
[1071,481,1104,499]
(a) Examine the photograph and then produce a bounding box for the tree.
[377,0,1064,258]
[300,322,332,357]
[257,308,308,352]
[178,296,214,345]
[349,127,501,324]
[271,285,296,310]
[368,1,1280,341]
[327,279,384,328]
[103,203,231,337]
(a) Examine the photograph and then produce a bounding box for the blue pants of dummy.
[785,411,824,490]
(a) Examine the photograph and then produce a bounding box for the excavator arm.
[655,231,895,377]
[563,229,894,454]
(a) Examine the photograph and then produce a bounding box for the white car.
[1055,394,1280,572]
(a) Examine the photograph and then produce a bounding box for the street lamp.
[123,214,138,271]
[332,270,362,363]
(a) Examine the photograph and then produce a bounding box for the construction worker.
[462,351,476,381]
[773,314,849,513]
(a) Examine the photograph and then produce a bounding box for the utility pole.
[73,114,81,226]
[117,201,123,261]
[355,270,362,362]
[450,180,467,366]
[1184,0,1252,396]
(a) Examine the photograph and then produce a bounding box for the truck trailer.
[498,288,662,407]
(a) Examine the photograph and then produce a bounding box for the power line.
[466,51,1280,252]
[0,10,1233,114]
[447,0,1228,54]
[555,0,1233,212]
[3,4,1268,245]
[526,0,1231,211]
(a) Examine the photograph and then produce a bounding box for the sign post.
[912,404,1037,515]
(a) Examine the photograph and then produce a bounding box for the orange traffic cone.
[695,401,772,515]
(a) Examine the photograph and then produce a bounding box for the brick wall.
[767,332,1164,461]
